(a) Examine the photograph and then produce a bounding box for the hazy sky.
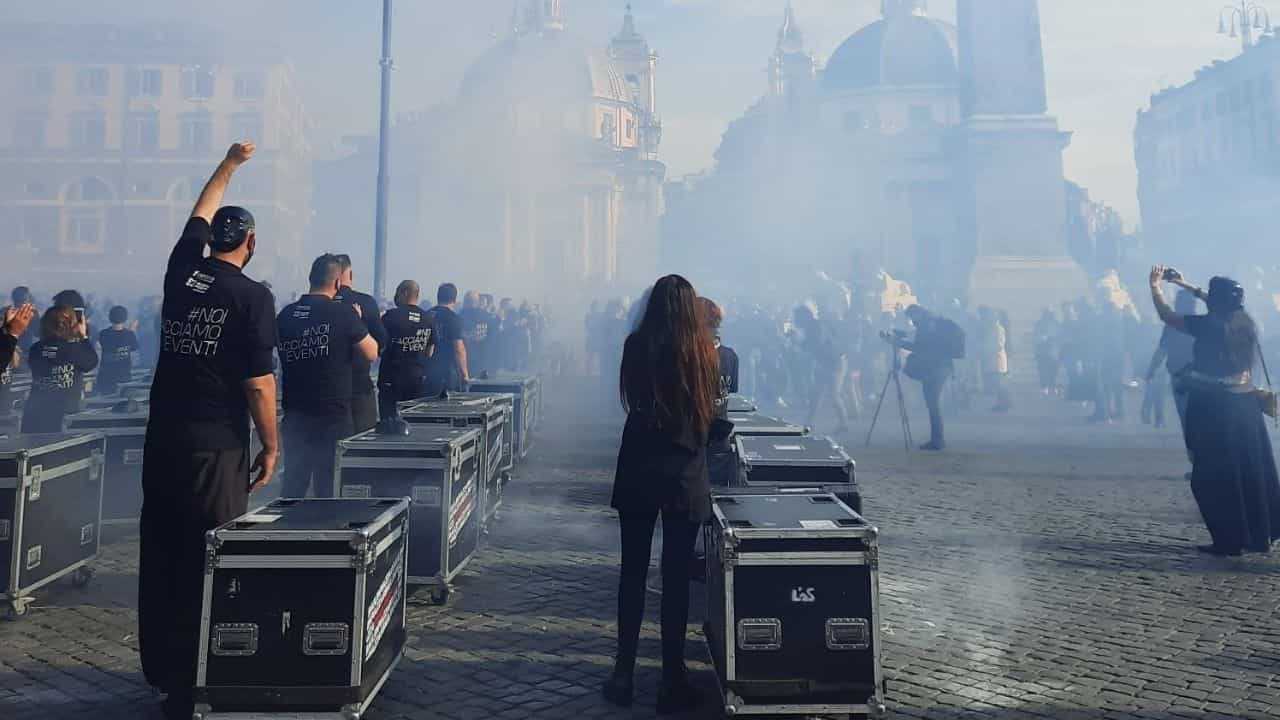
[3,0,1246,227]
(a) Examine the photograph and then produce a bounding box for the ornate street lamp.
[1220,2,1273,52]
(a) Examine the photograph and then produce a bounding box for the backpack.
[937,318,966,360]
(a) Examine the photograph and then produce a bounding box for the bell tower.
[768,1,816,101]
[612,4,659,125]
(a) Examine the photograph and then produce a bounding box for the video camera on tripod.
[878,329,910,348]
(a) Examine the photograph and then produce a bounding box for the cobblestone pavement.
[2,384,1279,719]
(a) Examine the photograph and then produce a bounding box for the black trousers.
[351,390,377,434]
[139,441,249,694]
[281,414,352,499]
[614,506,700,681]
[922,372,946,446]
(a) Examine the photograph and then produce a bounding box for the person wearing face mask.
[138,143,280,720]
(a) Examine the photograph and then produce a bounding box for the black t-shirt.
[148,218,277,450]
[718,344,740,397]
[277,294,369,421]
[426,305,464,380]
[0,334,15,413]
[459,307,495,366]
[1185,313,1245,377]
[380,304,434,387]
[333,286,386,394]
[27,338,98,419]
[1158,325,1195,377]
[98,327,139,385]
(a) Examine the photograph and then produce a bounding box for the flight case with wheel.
[467,373,541,460]
[194,498,409,720]
[0,432,105,619]
[336,425,481,603]
[704,488,885,718]
[729,413,807,439]
[401,399,511,527]
[735,434,861,514]
[64,402,148,524]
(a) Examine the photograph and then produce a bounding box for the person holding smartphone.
[1149,266,1280,556]
[21,305,98,433]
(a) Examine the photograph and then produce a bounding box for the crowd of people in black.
[3,142,1279,720]
[585,284,998,450]
[0,144,556,720]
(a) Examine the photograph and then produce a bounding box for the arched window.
[66,177,112,203]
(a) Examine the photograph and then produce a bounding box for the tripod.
[865,344,914,451]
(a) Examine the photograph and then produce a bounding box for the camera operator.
[893,305,965,451]
[1149,266,1280,556]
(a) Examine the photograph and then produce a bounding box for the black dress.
[1182,313,1280,552]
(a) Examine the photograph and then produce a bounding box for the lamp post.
[373,0,394,302]
[1220,2,1273,52]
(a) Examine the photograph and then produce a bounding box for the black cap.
[209,206,255,252]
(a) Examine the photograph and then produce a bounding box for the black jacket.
[610,334,712,522]
[0,333,14,378]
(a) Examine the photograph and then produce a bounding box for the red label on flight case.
[365,547,404,661]
[447,480,476,547]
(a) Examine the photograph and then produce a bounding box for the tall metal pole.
[374,0,393,302]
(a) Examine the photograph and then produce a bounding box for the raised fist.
[226,142,256,166]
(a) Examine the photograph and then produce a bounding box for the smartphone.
[74,307,86,324]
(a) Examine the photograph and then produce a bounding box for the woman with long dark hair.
[22,305,98,434]
[1150,266,1280,556]
[604,275,719,713]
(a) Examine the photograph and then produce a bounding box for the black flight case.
[336,424,482,604]
[467,372,541,460]
[0,432,105,619]
[704,488,885,718]
[729,412,807,439]
[64,402,148,524]
[735,434,861,514]
[438,391,517,476]
[194,498,409,720]
[401,396,512,527]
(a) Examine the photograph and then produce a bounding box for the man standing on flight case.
[139,142,279,720]
[334,254,387,433]
[424,282,469,395]
[278,255,378,498]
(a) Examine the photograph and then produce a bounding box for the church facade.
[407,1,665,298]
[663,0,1074,306]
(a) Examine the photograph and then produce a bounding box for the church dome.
[822,13,957,92]
[460,28,634,107]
